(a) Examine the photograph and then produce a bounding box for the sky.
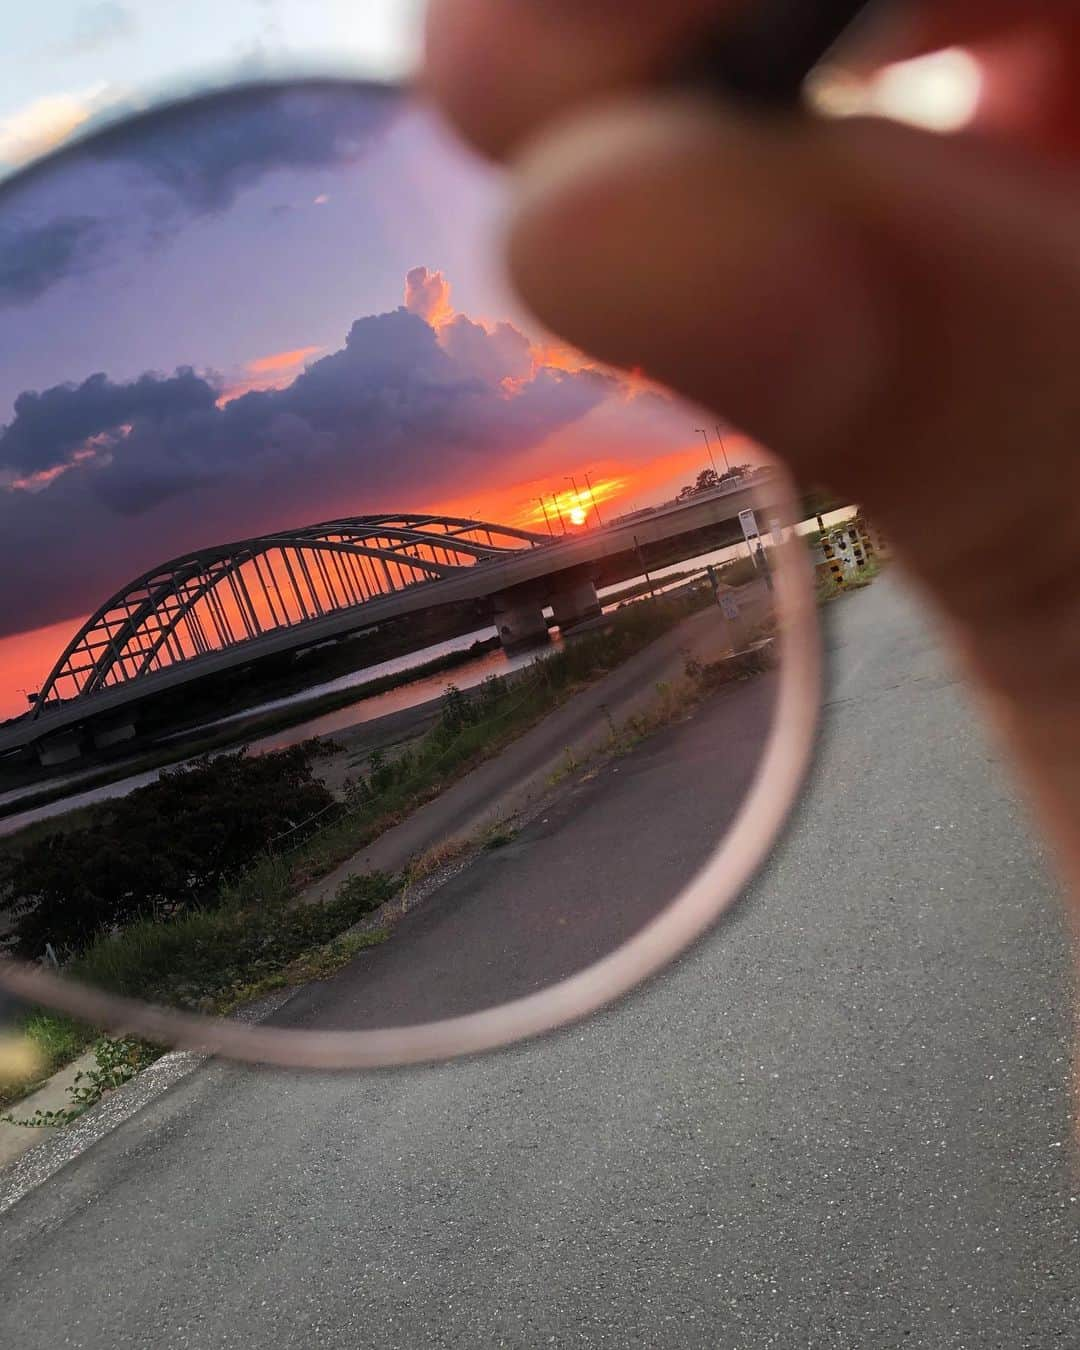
[0,76,735,720]
[1,1,423,177]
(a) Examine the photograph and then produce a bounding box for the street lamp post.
[551,494,568,534]
[633,534,657,600]
[695,428,718,477]
[565,475,584,525]
[714,425,732,475]
[537,498,555,537]
[583,471,604,527]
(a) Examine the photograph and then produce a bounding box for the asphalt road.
[1,575,1077,1347]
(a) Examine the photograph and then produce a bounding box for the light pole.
[695,428,718,478]
[537,498,555,537]
[564,475,584,526]
[551,494,568,535]
[583,471,604,527]
[633,535,657,599]
[714,425,732,475]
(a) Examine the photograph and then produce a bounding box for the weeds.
[1,1035,157,1128]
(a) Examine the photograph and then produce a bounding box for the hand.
[423,1,1080,888]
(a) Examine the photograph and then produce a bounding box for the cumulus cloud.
[439,316,534,387]
[404,266,454,329]
[0,280,619,637]
[0,216,103,306]
[0,369,218,478]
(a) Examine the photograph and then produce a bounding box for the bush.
[68,870,397,1008]
[3,746,335,959]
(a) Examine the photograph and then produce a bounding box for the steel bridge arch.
[34,514,546,715]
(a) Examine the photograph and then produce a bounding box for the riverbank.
[0,635,505,829]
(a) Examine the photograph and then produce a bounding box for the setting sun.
[569,506,587,527]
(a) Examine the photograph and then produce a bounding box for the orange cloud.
[404,266,455,330]
[218,346,323,404]
[0,84,107,166]
[247,346,323,377]
[10,443,102,493]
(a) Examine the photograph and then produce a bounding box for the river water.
[0,510,854,836]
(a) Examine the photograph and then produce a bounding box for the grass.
[0,1011,94,1113]
[0,870,397,1115]
[816,556,885,604]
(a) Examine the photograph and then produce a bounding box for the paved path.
[0,575,1076,1348]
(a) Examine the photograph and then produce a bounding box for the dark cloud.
[0,85,395,307]
[0,217,103,307]
[97,84,396,215]
[440,316,534,387]
[0,298,618,637]
[0,369,218,477]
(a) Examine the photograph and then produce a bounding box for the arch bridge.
[33,515,547,715]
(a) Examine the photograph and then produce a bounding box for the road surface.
[0,575,1076,1347]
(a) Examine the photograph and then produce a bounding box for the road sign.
[719,592,740,621]
[739,508,762,568]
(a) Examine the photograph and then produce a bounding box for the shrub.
[3,746,334,959]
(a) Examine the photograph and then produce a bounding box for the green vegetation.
[3,746,336,958]
[2,1036,158,1126]
[0,871,395,1114]
[675,466,752,500]
[816,556,884,604]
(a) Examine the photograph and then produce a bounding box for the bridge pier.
[38,733,83,768]
[551,580,602,633]
[493,591,550,653]
[93,721,137,751]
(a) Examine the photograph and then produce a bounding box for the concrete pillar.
[493,592,550,652]
[38,733,83,767]
[551,580,602,632]
[93,721,137,750]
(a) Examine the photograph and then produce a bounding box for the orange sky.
[431,443,749,534]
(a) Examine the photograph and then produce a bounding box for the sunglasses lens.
[0,83,810,1056]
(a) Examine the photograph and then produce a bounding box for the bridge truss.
[34,515,546,715]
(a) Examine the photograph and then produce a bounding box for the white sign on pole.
[739,508,761,567]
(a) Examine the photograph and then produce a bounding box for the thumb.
[504,100,1080,669]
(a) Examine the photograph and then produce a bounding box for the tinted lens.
[0,83,809,1055]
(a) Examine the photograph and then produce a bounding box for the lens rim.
[0,80,823,1068]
